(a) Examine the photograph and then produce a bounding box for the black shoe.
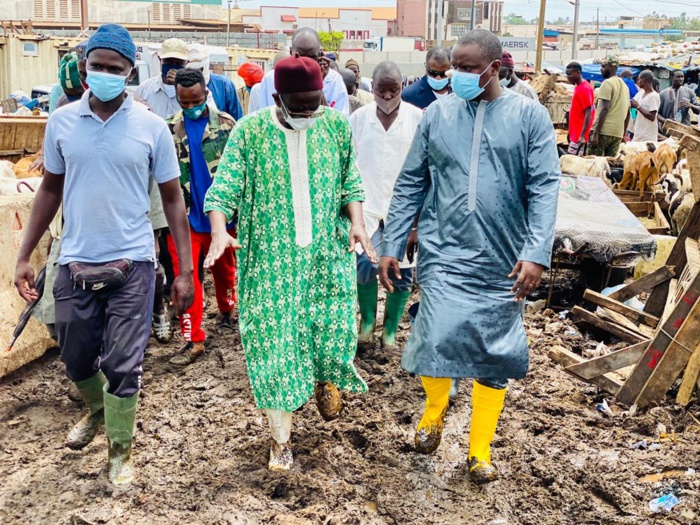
[216,311,235,332]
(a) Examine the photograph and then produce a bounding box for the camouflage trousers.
[589,134,622,157]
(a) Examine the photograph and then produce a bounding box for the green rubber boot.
[357,280,379,344]
[65,371,108,450]
[382,289,411,349]
[103,384,138,486]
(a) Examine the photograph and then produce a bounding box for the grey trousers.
[54,262,155,397]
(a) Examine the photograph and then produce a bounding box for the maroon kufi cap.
[501,52,515,68]
[274,55,324,94]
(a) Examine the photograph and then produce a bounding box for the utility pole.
[436,1,445,46]
[79,0,88,35]
[470,0,476,31]
[596,7,600,50]
[571,0,580,60]
[535,0,547,73]
[226,0,231,47]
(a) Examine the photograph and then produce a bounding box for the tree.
[547,17,571,25]
[319,31,345,52]
[504,13,528,25]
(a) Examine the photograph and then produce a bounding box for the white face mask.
[281,99,319,132]
[286,115,317,131]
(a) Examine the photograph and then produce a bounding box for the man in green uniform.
[204,55,376,471]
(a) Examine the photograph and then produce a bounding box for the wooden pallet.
[551,122,700,408]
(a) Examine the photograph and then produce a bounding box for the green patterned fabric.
[168,107,234,210]
[205,107,368,411]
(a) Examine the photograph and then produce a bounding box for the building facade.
[397,0,503,41]
[240,6,392,42]
[8,1,220,25]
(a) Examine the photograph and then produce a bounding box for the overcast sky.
[225,0,694,24]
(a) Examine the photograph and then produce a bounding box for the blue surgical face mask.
[451,61,495,101]
[427,75,449,91]
[182,102,207,120]
[86,71,127,102]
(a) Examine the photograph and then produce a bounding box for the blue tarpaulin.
[581,63,642,83]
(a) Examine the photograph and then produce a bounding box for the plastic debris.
[597,398,615,417]
[649,493,680,513]
[631,439,648,450]
[558,310,570,319]
[648,443,662,451]
[686,468,695,475]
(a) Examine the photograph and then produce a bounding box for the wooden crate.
[622,199,671,235]
[0,116,47,163]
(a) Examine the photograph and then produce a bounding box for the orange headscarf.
[238,62,264,88]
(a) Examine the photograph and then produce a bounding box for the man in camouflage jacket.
[166,68,238,366]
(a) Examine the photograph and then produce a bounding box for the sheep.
[559,155,612,187]
[617,137,680,158]
[618,151,659,199]
[670,191,694,235]
[653,143,677,176]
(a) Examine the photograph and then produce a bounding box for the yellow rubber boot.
[468,381,506,484]
[415,376,451,454]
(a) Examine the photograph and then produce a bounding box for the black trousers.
[54,262,155,397]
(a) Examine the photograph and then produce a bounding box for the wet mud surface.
[1,282,699,524]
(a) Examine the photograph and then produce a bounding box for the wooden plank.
[686,149,700,202]
[624,201,652,216]
[584,290,660,327]
[598,308,654,338]
[566,341,650,379]
[609,266,675,303]
[549,346,622,396]
[661,279,678,325]
[634,298,700,408]
[645,203,700,316]
[677,341,700,405]
[617,272,700,405]
[572,306,647,343]
[613,189,660,203]
[664,120,700,140]
[653,201,671,232]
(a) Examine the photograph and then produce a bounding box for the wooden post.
[535,0,547,73]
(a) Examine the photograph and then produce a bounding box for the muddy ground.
[1,272,700,525]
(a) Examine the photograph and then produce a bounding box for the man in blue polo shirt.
[14,24,194,486]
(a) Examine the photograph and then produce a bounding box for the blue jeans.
[357,222,413,290]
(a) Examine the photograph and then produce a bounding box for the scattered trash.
[631,439,648,450]
[565,329,578,336]
[648,443,662,451]
[601,285,645,311]
[584,341,610,358]
[597,399,615,417]
[649,493,680,513]
[629,404,638,417]
[639,470,692,483]
[558,310,570,319]
[526,299,547,314]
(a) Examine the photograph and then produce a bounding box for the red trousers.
[167,228,236,342]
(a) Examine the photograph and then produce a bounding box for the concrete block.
[0,195,54,378]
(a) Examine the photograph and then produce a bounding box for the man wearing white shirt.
[136,38,190,119]
[631,70,660,142]
[250,28,349,116]
[350,61,423,349]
